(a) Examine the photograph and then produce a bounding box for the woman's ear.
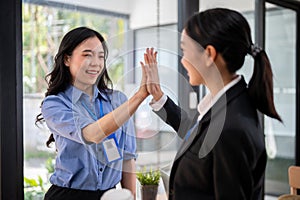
[64,55,70,67]
[204,45,217,66]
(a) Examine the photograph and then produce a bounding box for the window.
[264,5,296,195]
[134,24,179,171]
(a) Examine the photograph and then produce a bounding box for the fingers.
[140,61,145,68]
[144,48,157,65]
[140,47,158,83]
[139,48,163,99]
[140,62,148,80]
[143,53,149,65]
[140,62,148,75]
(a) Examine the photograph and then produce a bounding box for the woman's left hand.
[136,56,150,100]
[141,48,163,101]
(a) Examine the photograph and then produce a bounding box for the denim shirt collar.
[65,84,109,104]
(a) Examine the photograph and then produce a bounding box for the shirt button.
[99,168,103,172]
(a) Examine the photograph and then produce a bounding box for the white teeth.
[87,70,98,74]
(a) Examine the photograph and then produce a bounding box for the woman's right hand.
[140,48,164,101]
[136,53,150,100]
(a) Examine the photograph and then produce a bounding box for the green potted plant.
[24,176,45,200]
[24,157,54,200]
[136,168,160,200]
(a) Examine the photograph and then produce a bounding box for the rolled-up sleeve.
[41,95,94,144]
[114,91,137,160]
[123,117,137,160]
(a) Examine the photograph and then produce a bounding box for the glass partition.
[264,5,296,195]
[134,25,180,171]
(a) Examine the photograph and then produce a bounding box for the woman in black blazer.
[141,8,282,200]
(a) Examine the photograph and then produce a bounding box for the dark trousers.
[44,184,115,200]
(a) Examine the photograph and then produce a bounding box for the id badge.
[103,136,122,163]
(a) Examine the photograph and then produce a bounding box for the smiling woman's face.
[180,29,208,86]
[65,36,105,91]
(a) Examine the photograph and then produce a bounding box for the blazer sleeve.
[153,96,196,139]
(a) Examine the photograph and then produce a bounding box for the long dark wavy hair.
[36,27,113,147]
[185,8,281,122]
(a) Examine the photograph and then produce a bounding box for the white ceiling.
[48,0,132,14]
[48,0,256,14]
[48,0,178,29]
[200,0,254,12]
[46,0,300,29]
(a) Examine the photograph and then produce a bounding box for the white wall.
[129,0,255,29]
[128,0,178,29]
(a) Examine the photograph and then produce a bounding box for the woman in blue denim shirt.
[36,27,149,200]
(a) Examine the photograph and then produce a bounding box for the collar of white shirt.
[197,75,242,121]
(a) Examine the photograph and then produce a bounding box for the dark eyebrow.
[82,49,104,54]
[82,49,92,53]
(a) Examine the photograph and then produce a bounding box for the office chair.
[278,166,300,200]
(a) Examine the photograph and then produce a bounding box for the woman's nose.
[90,55,101,66]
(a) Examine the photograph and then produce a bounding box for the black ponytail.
[248,48,282,121]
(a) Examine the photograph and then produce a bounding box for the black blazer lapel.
[174,77,248,161]
[174,121,201,160]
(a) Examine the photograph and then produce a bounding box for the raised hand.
[137,55,150,100]
[140,48,164,101]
